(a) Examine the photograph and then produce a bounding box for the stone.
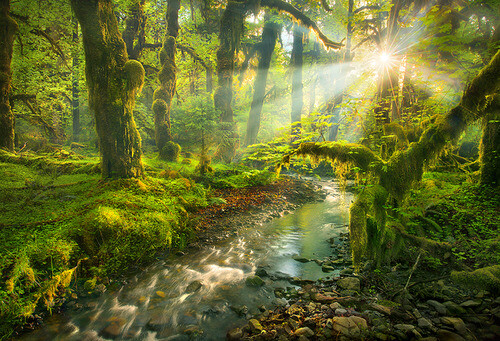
[436,329,466,341]
[418,317,433,329]
[185,280,203,293]
[100,317,126,339]
[443,301,467,315]
[335,308,348,315]
[337,277,360,291]
[245,275,265,287]
[293,255,310,263]
[288,318,300,330]
[322,264,335,272]
[230,305,248,317]
[460,299,481,308]
[331,316,367,337]
[330,302,343,310]
[147,314,169,331]
[182,325,202,336]
[249,319,263,333]
[394,324,422,339]
[256,267,268,277]
[440,317,467,335]
[294,327,314,337]
[427,300,448,315]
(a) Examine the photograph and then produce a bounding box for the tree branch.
[260,0,343,49]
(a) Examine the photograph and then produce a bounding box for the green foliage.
[198,165,277,189]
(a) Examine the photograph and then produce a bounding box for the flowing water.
[19,180,353,341]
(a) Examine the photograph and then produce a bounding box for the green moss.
[123,59,145,94]
[451,265,500,294]
[160,141,181,162]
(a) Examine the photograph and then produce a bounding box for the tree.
[153,0,180,158]
[244,16,280,146]
[281,49,500,267]
[215,0,342,162]
[0,0,17,151]
[71,0,144,178]
[290,24,304,140]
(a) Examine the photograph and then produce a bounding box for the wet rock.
[338,277,360,291]
[443,301,466,315]
[100,317,126,339]
[331,316,367,338]
[147,314,169,331]
[427,300,448,315]
[182,325,203,336]
[185,280,203,293]
[335,308,348,315]
[256,267,268,277]
[230,305,248,317]
[440,317,467,335]
[330,302,343,310]
[249,319,263,333]
[226,328,243,340]
[294,327,314,337]
[394,323,422,338]
[418,317,433,329]
[293,255,310,263]
[436,329,466,341]
[460,299,481,308]
[246,275,265,287]
[322,264,335,272]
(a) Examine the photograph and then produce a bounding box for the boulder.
[338,277,360,291]
[246,275,265,287]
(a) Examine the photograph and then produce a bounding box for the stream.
[19,180,353,341]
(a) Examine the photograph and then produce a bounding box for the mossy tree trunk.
[479,95,500,187]
[214,1,246,162]
[0,0,17,151]
[122,0,146,61]
[244,18,279,146]
[71,0,144,178]
[71,16,80,142]
[282,49,500,268]
[290,24,304,140]
[153,0,180,157]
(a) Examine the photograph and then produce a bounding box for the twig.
[404,251,421,291]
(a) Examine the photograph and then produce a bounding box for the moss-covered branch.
[261,0,343,49]
[279,141,383,174]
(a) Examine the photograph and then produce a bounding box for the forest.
[0,0,499,339]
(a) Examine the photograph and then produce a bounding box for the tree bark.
[122,0,147,61]
[0,0,17,151]
[244,19,279,146]
[71,16,80,142]
[214,1,246,162]
[71,0,144,178]
[290,24,304,140]
[153,0,180,155]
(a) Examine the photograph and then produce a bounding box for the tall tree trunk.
[328,0,354,141]
[153,0,180,156]
[245,19,279,146]
[290,24,303,140]
[71,0,144,178]
[0,0,17,151]
[374,0,402,125]
[122,0,146,61]
[214,1,246,162]
[71,16,80,142]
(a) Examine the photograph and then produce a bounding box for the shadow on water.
[19,180,353,340]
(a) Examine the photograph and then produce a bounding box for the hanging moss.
[451,265,500,294]
[72,0,144,178]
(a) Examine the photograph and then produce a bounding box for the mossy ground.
[0,149,277,338]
